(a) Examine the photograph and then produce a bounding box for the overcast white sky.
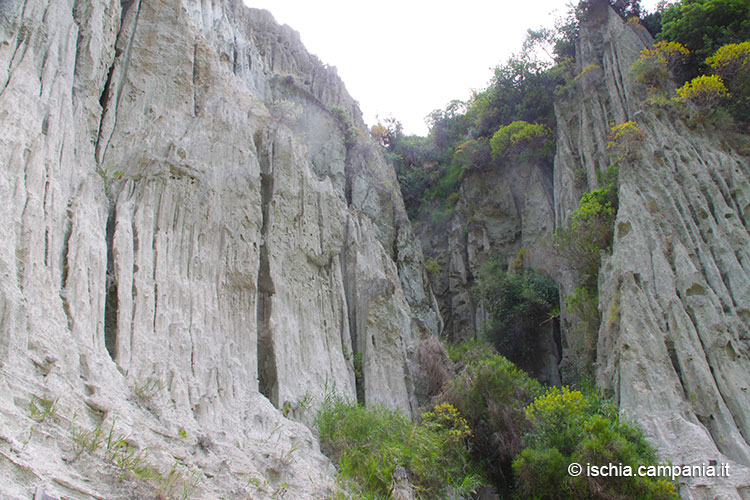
[245,1,662,136]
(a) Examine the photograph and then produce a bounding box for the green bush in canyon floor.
[315,392,483,499]
[513,386,680,500]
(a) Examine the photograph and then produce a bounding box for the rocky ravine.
[555,4,750,499]
[0,0,440,498]
[418,158,560,385]
[415,2,750,498]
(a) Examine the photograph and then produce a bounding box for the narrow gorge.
[0,0,748,499]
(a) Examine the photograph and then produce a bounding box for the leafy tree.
[658,0,750,74]
[610,0,644,18]
[467,56,560,139]
[475,261,559,364]
[426,100,471,154]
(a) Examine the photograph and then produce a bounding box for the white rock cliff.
[0,0,439,498]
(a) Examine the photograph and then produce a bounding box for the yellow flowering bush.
[607,121,646,161]
[706,42,750,122]
[706,41,750,77]
[675,74,729,110]
[421,403,473,441]
[490,121,552,161]
[631,41,690,89]
[514,386,680,500]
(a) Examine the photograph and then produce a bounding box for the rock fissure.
[104,202,118,362]
[255,131,279,407]
[95,0,141,165]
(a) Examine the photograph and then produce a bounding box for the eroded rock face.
[555,4,750,498]
[0,0,439,497]
[419,159,559,384]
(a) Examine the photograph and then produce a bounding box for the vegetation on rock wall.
[335,0,750,497]
[514,387,680,499]
[553,163,619,377]
[473,260,559,364]
[658,0,750,73]
[641,0,750,124]
[440,343,542,495]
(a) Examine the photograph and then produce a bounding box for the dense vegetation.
[658,0,750,73]
[474,259,559,365]
[514,386,679,499]
[636,0,750,123]
[377,52,560,223]
[323,0,750,498]
[382,0,749,224]
[316,343,678,499]
[316,392,482,499]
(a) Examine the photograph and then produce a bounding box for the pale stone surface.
[0,0,439,498]
[555,4,750,498]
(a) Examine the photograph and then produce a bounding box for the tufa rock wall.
[418,160,560,384]
[0,0,440,498]
[555,3,750,498]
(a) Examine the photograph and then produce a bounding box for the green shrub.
[438,344,542,494]
[675,74,729,110]
[554,168,618,380]
[474,261,559,363]
[490,121,553,161]
[706,41,750,121]
[396,163,430,219]
[607,121,646,162]
[555,176,618,290]
[455,137,491,170]
[564,285,600,377]
[315,393,482,499]
[630,41,690,90]
[513,386,680,500]
[425,162,463,203]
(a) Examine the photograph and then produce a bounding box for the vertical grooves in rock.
[98,60,116,111]
[192,42,199,117]
[254,132,278,406]
[60,204,73,330]
[104,202,118,362]
[96,0,142,164]
[665,336,685,396]
[344,145,353,206]
[339,221,364,404]
[0,1,31,98]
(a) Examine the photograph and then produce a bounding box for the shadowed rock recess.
[1,0,749,499]
[0,0,440,497]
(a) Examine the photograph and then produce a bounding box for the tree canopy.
[658,0,750,71]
